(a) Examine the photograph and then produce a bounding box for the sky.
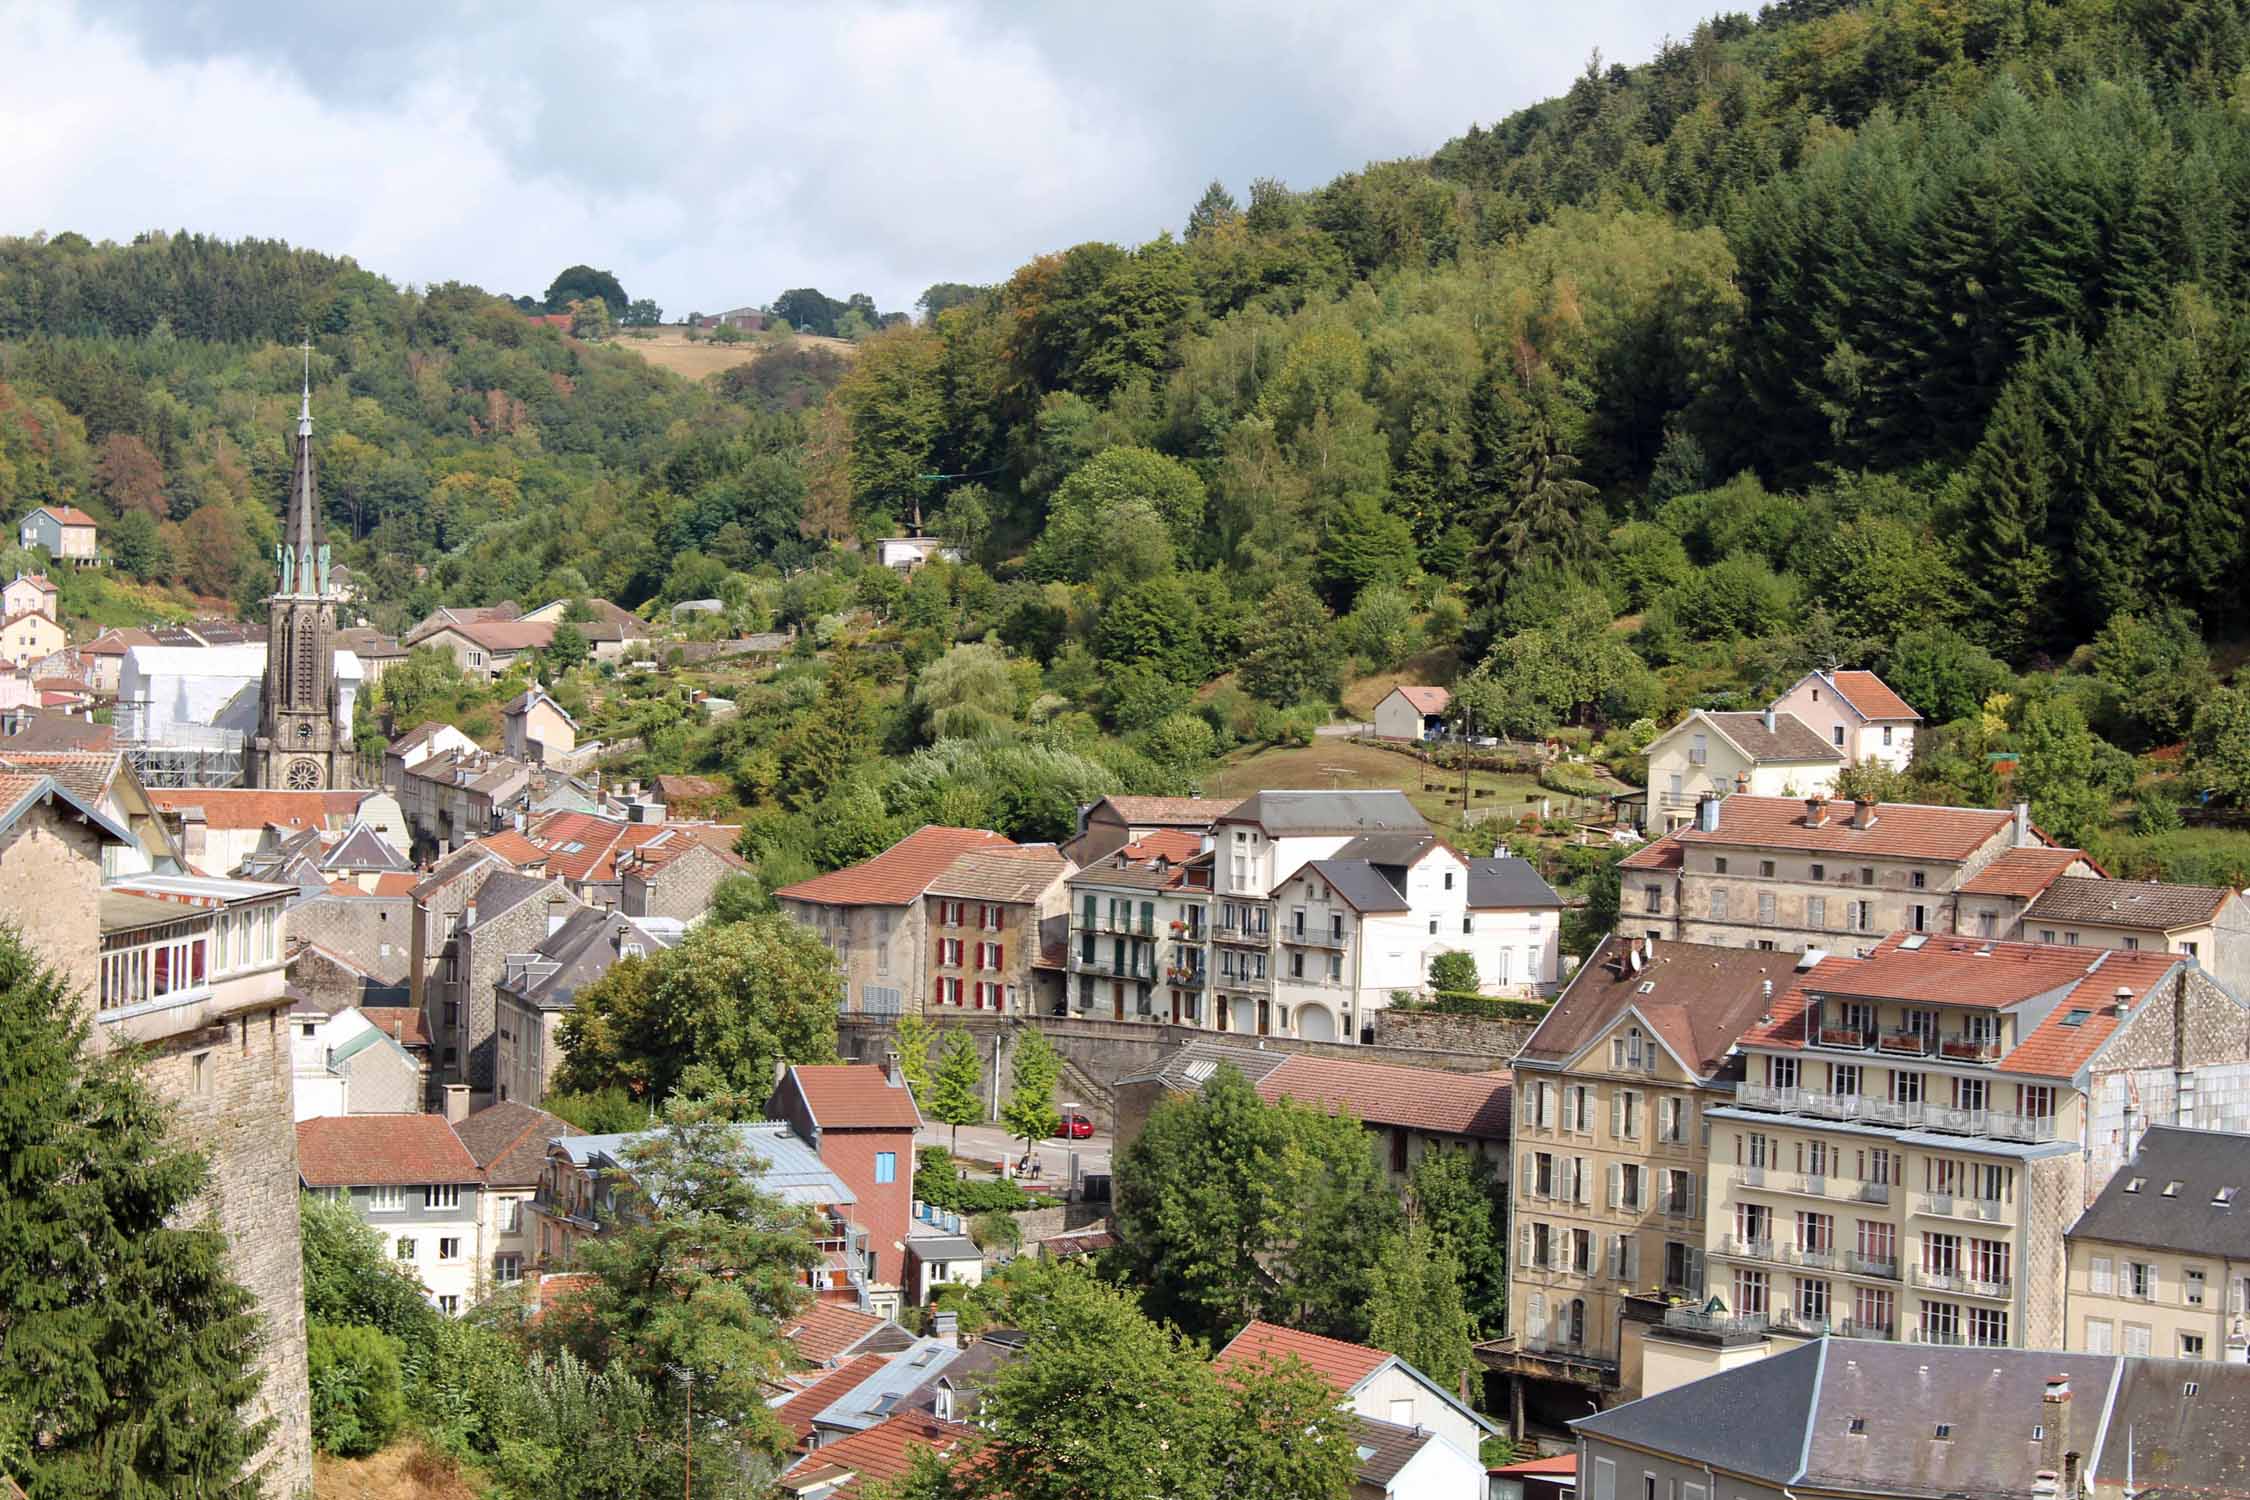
[1,1,1714,317]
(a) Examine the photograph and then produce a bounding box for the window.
[1733,1268,1769,1316]
[1810,863,1825,881]
[190,1051,211,1095]
[1798,1211,1834,1255]
[1769,1056,1799,1090]
[1798,1277,1830,1324]
[1832,1063,1861,1097]
[438,1295,460,1317]
[1921,1301,1960,1344]
[2185,1267,2207,1306]
[1758,892,1776,924]
[1883,726,1895,747]
[1910,904,1928,932]
[1853,1286,1894,1337]
[438,1237,460,1261]
[494,1253,522,1284]
[1809,896,1827,928]
[1891,1070,1923,1104]
[2128,1261,2156,1300]
[1860,867,1875,886]
[1910,869,1926,890]
[2181,1333,2206,1359]
[1710,890,1729,920]
[1759,860,1775,878]
[1852,900,1872,932]
[1833,724,1846,746]
[875,1151,897,1185]
[1572,1228,1593,1273]
[2125,1323,2152,1357]
[2084,1318,2113,1354]
[1714,857,1728,875]
[1691,734,1708,765]
[395,1237,417,1261]
[499,1198,521,1233]
[1644,885,1663,914]
[369,1186,403,1213]
[425,1184,460,1211]
[2091,1256,2115,1295]
[1443,871,1454,891]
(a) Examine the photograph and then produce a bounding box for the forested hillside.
[5,0,2250,889]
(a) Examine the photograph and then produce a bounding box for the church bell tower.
[250,347,350,790]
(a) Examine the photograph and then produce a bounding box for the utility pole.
[1461,706,1473,815]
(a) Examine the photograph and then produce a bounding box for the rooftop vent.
[2163,1180,2183,1197]
[1847,1417,1867,1435]
[1901,934,1928,951]
[2215,1187,2237,1207]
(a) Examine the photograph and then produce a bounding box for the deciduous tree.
[928,1029,986,1150]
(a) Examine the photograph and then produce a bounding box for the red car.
[1057,1111,1095,1140]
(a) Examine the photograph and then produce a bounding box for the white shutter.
[1625,1238,1640,1284]
[2148,1267,2161,1301]
[1688,1173,1700,1221]
[1529,1291,1547,1330]
[1688,1248,1705,1294]
[2092,1257,2113,1295]
[1613,1091,1626,1138]
[1522,1221,1536,1266]
[1521,1152,1536,1196]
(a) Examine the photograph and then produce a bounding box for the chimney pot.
[2014,800,2032,848]
[1805,795,1828,827]
[1851,798,1877,830]
[1762,708,1776,733]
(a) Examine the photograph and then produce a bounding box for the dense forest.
[5,0,2250,889]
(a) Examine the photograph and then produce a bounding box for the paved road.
[917,1120,1112,1184]
[1315,721,1365,737]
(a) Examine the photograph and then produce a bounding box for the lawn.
[608,328,856,382]
[1204,739,1553,829]
[1338,645,1461,720]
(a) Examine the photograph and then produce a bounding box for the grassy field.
[1338,646,1461,720]
[609,327,856,381]
[1204,740,1556,828]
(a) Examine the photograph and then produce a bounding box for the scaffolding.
[121,724,246,789]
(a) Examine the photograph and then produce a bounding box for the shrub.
[308,1322,407,1457]
[970,1210,1023,1253]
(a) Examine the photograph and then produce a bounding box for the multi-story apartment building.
[1504,937,1785,1394]
[1707,933,2248,1353]
[2013,875,2250,995]
[297,1112,486,1316]
[768,1062,922,1317]
[453,1100,580,1296]
[1066,831,1213,1025]
[1620,793,2060,954]
[777,825,1017,1019]
[1640,709,1842,834]
[493,906,679,1106]
[1770,668,1922,769]
[2064,1125,2250,1362]
[1060,792,1239,866]
[921,847,1073,1016]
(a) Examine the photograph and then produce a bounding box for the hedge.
[1386,992,1553,1022]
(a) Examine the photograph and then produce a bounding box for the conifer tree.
[0,926,271,1496]
[1958,380,2059,656]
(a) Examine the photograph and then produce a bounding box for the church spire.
[283,338,324,596]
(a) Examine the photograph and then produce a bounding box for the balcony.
[1732,1163,1892,1207]
[1084,913,1156,938]
[1212,924,1271,947]
[1812,1022,1874,1051]
[1660,1306,1769,1344]
[1909,1265,2012,1299]
[1164,965,1207,988]
[1937,1034,2002,1065]
[1282,926,1348,949]
[1213,972,1271,994]
[1733,1084,2058,1144]
[1877,1028,1934,1058]
[1076,955,1155,981]
[1715,1234,1898,1281]
[1910,1191,2014,1225]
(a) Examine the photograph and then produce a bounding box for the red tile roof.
[1619,833,1684,872]
[1255,1054,1511,1142]
[296,1114,481,1188]
[369,872,418,897]
[1738,933,2184,1078]
[783,1064,923,1130]
[1095,795,1241,826]
[437,618,555,653]
[469,829,549,868]
[774,1352,891,1441]
[1493,1454,1580,1477]
[1119,829,1204,862]
[357,1007,429,1049]
[775,826,1016,907]
[524,811,741,883]
[1828,670,1920,721]
[1661,795,2016,862]
[1958,847,2092,899]
[1214,1320,1391,1393]
[8,573,56,593]
[31,505,98,527]
[1389,685,1452,715]
[779,1413,982,1497]
[1519,935,1785,1075]
[148,788,369,831]
[780,1302,892,1365]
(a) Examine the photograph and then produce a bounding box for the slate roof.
[1825,669,1921,721]
[410,841,507,900]
[1092,794,1240,826]
[1467,855,1562,910]
[387,721,457,754]
[1221,788,1426,836]
[2069,1125,2250,1259]
[1573,1338,1823,1483]
[334,626,403,660]
[438,618,555,652]
[1386,684,1451,715]
[781,1063,923,1130]
[925,846,1070,904]
[1701,709,1842,762]
[1333,831,1438,865]
[2094,1358,2250,1499]
[2027,875,2234,931]
[1517,935,1783,1075]
[296,1114,481,1189]
[1117,1041,1288,1093]
[321,820,411,873]
[1648,794,2016,861]
[454,1101,582,1188]
[895,1338,1016,1420]
[1256,1053,1512,1141]
[813,1338,962,1432]
[1352,1415,1443,1489]
[1958,846,2091,899]
[1214,1320,1390,1391]
[775,826,1015,907]
[468,869,561,927]
[501,687,575,723]
[500,908,672,1013]
[1306,857,1408,912]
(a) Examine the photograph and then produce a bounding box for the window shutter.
[1688,1248,1705,1294]
[1521,1152,1535,1194]
[1522,1222,1536,1265]
[1625,1238,1640,1283]
[1613,1091,1626,1137]
[1688,1174,1700,1220]
[995,943,1005,970]
[1608,1163,1621,1208]
[2149,1268,2161,1300]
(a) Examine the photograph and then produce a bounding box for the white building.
[117,642,363,756]
[1769,669,1922,770]
[1641,708,1844,833]
[297,1113,485,1316]
[290,1006,426,1120]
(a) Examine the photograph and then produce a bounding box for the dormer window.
[2125,1177,2145,1193]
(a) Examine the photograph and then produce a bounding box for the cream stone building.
[1499,936,1786,1413]
[1769,668,1923,769]
[1640,709,1842,834]
[2065,1124,2250,1362]
[1708,932,2250,1355]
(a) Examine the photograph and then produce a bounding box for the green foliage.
[1239,581,1339,707]
[969,1210,1023,1253]
[553,916,839,1105]
[1458,591,1657,737]
[1407,1146,1510,1335]
[1339,583,1419,669]
[2014,693,2114,846]
[1029,447,1208,581]
[927,1029,986,1147]
[486,1350,684,1500]
[1000,1027,1062,1148]
[0,926,270,1495]
[544,265,628,317]
[1111,1063,1399,1342]
[2192,686,2250,807]
[308,1322,407,1457]
[892,1011,937,1102]
[2087,607,2213,748]
[1367,1222,1477,1402]
[1428,949,1480,992]
[540,1088,659,1135]
[546,619,590,669]
[300,1193,445,1345]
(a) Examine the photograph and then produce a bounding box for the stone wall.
[289,945,409,1015]
[287,893,415,984]
[2023,1152,2082,1350]
[1369,1007,1542,1059]
[141,1007,314,1496]
[0,803,104,1002]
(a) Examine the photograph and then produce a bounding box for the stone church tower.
[250,357,353,790]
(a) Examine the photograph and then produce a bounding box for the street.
[915,1119,1113,1186]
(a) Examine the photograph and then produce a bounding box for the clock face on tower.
[298,722,314,741]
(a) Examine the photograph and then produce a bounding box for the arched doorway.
[1296,1005,1337,1042]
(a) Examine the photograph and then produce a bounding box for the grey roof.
[2027,875,2234,932]
[905,1234,981,1261]
[468,870,560,926]
[813,1338,961,1431]
[557,1121,853,1208]
[501,907,675,1012]
[1116,1040,1289,1091]
[1220,789,1427,836]
[2095,1358,2250,1499]
[1350,1415,1441,1489]
[1466,855,1562,910]
[1704,709,1844,763]
[410,841,505,900]
[895,1338,1017,1420]
[321,820,411,873]
[1333,832,1437,865]
[2068,1125,2250,1259]
[1305,858,1408,913]
[1578,1341,2124,1499]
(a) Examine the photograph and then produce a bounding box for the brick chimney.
[932,1310,959,1348]
[1852,798,1878,830]
[2039,1373,2070,1486]
[2015,800,2033,848]
[1804,795,1830,828]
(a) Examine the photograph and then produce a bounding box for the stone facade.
[1367,1007,1543,1057]
[0,800,104,1000]
[2020,1153,2080,1348]
[2082,965,2250,1196]
[444,878,582,1100]
[621,839,735,923]
[287,893,415,985]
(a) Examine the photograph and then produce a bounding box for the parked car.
[1056,1110,1095,1140]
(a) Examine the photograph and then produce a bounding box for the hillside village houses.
[1772,668,1925,768]
[1373,683,1452,741]
[17,502,100,564]
[0,601,64,669]
[500,684,576,762]
[2063,1124,2250,1361]
[1059,791,1240,865]
[1067,829,1214,1025]
[1641,708,1843,834]
[922,845,1073,1016]
[493,905,681,1106]
[3,570,57,621]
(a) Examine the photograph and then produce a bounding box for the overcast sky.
[3,1,1713,316]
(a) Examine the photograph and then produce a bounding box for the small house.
[1373,684,1451,742]
[17,505,99,566]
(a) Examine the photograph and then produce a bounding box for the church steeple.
[281,340,326,599]
[250,340,350,791]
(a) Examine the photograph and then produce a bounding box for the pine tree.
[928,1028,985,1152]
[1959,380,2059,656]
[0,927,272,1496]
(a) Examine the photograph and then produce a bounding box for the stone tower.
[250,350,352,790]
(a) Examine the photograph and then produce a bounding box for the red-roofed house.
[777,826,1017,1019]
[2,571,57,622]
[298,1113,485,1316]
[1771,669,1922,770]
[18,504,99,565]
[780,1302,916,1367]
[770,1062,922,1311]
[776,1413,982,1499]
[1710,930,2250,1356]
[415,618,558,682]
[1620,794,2052,955]
[1373,683,1453,742]
[1215,1320,1493,1497]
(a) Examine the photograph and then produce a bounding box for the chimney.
[2039,1374,2070,1486]
[442,1083,470,1123]
[1805,795,1829,828]
[548,896,569,937]
[1852,798,1877,831]
[1696,794,1722,833]
[884,1049,903,1089]
[2114,984,2134,1017]
[1735,771,1750,793]
[2015,801,2033,849]
[932,1310,959,1348]
[1762,708,1777,733]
